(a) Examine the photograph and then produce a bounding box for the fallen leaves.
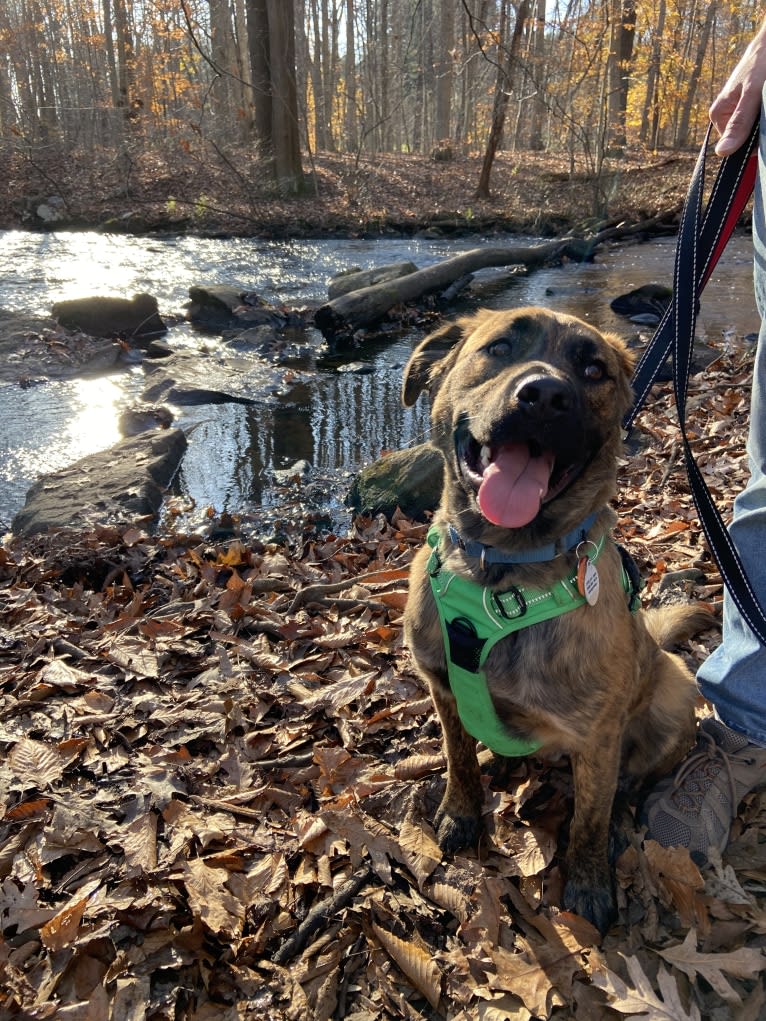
[1,344,765,1019]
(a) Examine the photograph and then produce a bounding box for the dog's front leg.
[563,746,620,934]
[430,679,484,854]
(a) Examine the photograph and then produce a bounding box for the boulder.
[51,293,166,340]
[0,309,120,383]
[328,262,418,300]
[186,285,286,332]
[12,429,188,537]
[347,443,444,520]
[610,284,672,322]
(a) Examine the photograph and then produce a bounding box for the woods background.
[0,1,763,214]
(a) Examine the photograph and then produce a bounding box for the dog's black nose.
[515,375,573,415]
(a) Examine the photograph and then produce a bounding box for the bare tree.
[474,0,529,200]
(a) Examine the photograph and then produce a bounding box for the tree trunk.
[475,0,529,200]
[434,0,456,143]
[676,2,717,147]
[344,0,357,150]
[247,0,273,147]
[309,0,327,149]
[606,0,636,153]
[640,0,665,147]
[113,0,137,122]
[266,0,304,194]
[525,0,547,151]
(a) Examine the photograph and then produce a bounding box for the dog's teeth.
[480,445,491,468]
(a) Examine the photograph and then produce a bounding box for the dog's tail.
[643,603,717,650]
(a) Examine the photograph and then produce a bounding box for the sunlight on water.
[0,230,759,530]
[63,376,123,457]
[0,229,529,316]
[0,374,136,529]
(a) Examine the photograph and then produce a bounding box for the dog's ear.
[402,319,468,406]
[603,332,635,381]
[602,331,636,410]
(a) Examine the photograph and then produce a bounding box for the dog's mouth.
[457,432,584,529]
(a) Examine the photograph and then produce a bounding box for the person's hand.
[710,21,766,155]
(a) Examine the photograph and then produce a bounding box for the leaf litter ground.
[2,339,766,1021]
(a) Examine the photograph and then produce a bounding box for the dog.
[401,307,713,934]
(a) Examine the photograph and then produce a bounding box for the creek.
[0,228,759,535]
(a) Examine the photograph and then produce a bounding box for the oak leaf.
[593,954,701,1020]
[657,929,766,1005]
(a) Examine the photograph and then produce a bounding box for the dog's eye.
[583,361,606,381]
[487,339,512,357]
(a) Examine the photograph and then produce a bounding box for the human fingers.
[714,92,761,155]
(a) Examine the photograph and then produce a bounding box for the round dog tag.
[577,557,600,606]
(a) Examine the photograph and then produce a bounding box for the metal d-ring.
[575,539,598,562]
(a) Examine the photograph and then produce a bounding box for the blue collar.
[446,512,600,567]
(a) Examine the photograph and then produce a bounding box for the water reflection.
[0,230,759,531]
[172,354,431,520]
[0,373,133,526]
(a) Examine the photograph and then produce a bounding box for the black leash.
[622,120,766,641]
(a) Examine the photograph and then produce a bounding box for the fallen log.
[314,239,568,340]
[314,208,683,342]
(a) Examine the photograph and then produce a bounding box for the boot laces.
[670,730,745,820]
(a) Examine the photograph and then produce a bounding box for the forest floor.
[0,140,702,238]
[2,143,766,1020]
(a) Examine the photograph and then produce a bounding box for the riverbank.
[1,142,703,238]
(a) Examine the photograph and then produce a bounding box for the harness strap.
[426,527,636,756]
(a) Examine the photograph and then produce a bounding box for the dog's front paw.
[434,804,481,854]
[562,877,616,936]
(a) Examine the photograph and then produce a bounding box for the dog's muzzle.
[454,375,590,529]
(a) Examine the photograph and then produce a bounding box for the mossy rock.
[347,442,443,520]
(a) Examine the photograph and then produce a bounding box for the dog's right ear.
[401,319,467,406]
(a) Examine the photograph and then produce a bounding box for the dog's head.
[402,307,634,544]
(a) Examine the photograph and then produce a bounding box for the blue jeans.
[696,98,766,747]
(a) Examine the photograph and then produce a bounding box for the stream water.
[0,228,759,535]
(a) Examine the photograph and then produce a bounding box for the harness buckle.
[493,585,527,619]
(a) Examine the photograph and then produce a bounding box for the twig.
[659,441,680,486]
[288,568,405,614]
[272,866,374,965]
[254,752,316,770]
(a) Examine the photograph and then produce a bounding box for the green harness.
[426,526,638,758]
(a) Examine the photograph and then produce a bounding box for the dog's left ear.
[402,318,468,406]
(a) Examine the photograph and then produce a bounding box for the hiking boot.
[643,717,766,865]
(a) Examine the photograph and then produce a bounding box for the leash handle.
[626,119,766,642]
[623,121,759,435]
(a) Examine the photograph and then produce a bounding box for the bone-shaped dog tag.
[577,557,600,606]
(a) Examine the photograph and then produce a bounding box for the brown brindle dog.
[402,307,712,934]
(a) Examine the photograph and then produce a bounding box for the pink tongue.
[477,443,554,528]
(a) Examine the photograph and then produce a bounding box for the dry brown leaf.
[39,878,100,951]
[397,815,442,888]
[592,955,701,1020]
[183,858,247,937]
[657,929,766,1005]
[394,752,445,779]
[487,943,563,1017]
[371,922,441,1009]
[8,738,66,789]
